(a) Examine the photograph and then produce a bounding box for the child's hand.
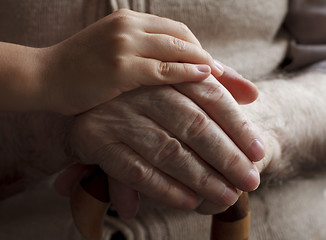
[41,9,222,115]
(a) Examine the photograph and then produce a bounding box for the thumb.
[54,163,90,197]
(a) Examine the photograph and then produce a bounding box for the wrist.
[38,43,91,116]
[37,44,80,116]
[35,46,64,114]
[0,43,49,112]
[29,47,51,112]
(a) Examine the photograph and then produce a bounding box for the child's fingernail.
[195,64,211,74]
[249,139,265,162]
[214,60,225,76]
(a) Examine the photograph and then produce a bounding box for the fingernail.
[245,165,260,191]
[221,185,239,206]
[195,64,211,74]
[249,139,265,162]
[214,60,225,76]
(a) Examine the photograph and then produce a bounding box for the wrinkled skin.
[56,71,265,218]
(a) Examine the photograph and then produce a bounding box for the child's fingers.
[111,9,201,47]
[138,34,222,75]
[138,11,202,47]
[129,57,212,85]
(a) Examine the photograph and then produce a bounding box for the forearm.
[0,42,46,112]
[243,72,326,182]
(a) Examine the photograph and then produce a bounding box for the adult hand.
[40,9,222,115]
[56,69,264,217]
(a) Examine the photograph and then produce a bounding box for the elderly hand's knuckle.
[201,84,225,106]
[128,161,153,185]
[227,117,251,139]
[185,112,210,138]
[197,172,213,189]
[240,119,250,129]
[236,119,250,135]
[224,153,242,170]
[96,144,118,170]
[154,139,183,167]
[241,119,255,135]
[157,182,174,200]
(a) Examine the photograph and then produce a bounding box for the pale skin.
[0,9,222,114]
[0,9,265,215]
[3,8,325,221]
[55,71,326,218]
[68,74,263,216]
[53,65,264,217]
[0,5,325,238]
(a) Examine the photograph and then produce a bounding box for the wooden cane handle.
[70,167,250,240]
[70,168,110,240]
[211,192,250,240]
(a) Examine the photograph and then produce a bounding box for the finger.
[110,9,201,47]
[54,163,90,197]
[196,200,231,215]
[137,12,202,47]
[196,189,243,215]
[95,143,198,210]
[137,34,223,76]
[108,176,139,219]
[137,194,174,209]
[127,57,212,87]
[216,63,259,104]
[116,113,238,207]
[135,12,223,77]
[174,76,265,162]
[141,86,260,192]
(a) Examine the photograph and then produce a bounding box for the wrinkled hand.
[41,9,221,115]
[56,69,264,218]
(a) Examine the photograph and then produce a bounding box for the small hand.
[41,9,222,115]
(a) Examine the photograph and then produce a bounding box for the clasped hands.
[52,9,265,218]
